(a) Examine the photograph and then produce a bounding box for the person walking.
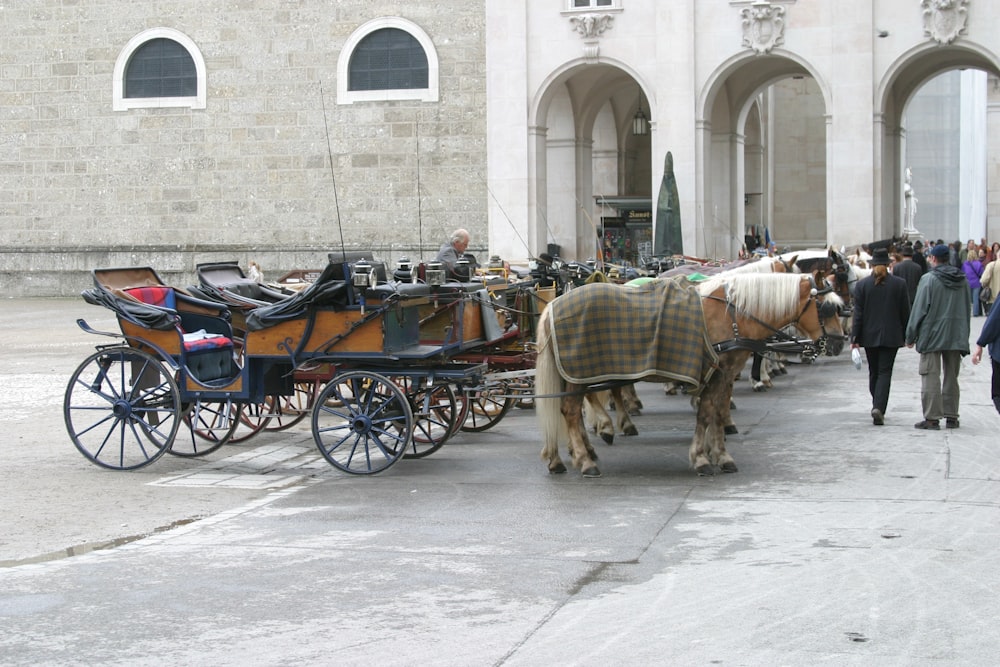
[971,299,1000,416]
[892,243,923,305]
[981,253,1000,316]
[962,249,986,316]
[852,248,911,425]
[905,244,972,430]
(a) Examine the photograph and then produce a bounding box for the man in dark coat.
[911,240,928,274]
[892,243,923,305]
[852,247,911,425]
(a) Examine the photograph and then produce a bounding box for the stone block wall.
[0,1,487,296]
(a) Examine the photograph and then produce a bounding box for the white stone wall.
[1,1,486,295]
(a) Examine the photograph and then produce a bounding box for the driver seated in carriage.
[436,228,480,281]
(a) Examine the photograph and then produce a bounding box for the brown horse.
[536,272,845,477]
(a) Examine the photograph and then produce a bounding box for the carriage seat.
[123,286,236,382]
[219,279,290,304]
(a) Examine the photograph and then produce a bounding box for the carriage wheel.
[311,371,413,475]
[64,346,181,470]
[398,380,458,458]
[170,398,240,457]
[263,380,318,432]
[459,384,514,432]
[227,400,273,444]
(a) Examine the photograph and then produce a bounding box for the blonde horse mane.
[697,272,811,321]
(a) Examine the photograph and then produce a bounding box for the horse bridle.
[707,276,846,359]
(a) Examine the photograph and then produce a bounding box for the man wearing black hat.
[905,244,971,430]
[892,244,923,305]
[911,240,928,274]
[852,247,911,425]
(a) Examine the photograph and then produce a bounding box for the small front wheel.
[64,347,181,470]
[311,371,412,474]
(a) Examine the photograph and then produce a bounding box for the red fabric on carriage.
[123,286,232,352]
[125,285,175,310]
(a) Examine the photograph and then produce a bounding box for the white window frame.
[113,28,207,111]
[337,17,439,105]
[564,0,621,11]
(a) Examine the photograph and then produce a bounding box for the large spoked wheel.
[64,346,181,470]
[171,398,240,457]
[399,380,458,458]
[311,371,413,475]
[459,384,515,432]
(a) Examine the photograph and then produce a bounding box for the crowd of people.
[851,237,1000,430]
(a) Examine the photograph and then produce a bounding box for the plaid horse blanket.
[547,278,717,391]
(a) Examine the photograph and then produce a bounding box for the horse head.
[802,272,847,357]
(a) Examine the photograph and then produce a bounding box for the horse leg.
[713,358,745,472]
[751,353,767,391]
[583,390,616,444]
[562,388,601,477]
[622,383,643,414]
[690,386,716,475]
[609,386,639,436]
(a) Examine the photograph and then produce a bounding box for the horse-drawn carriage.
[63,259,524,475]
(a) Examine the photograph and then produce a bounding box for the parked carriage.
[64,261,507,475]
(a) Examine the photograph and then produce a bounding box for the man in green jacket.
[905,244,972,430]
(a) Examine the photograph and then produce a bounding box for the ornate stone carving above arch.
[739,1,787,55]
[921,0,970,45]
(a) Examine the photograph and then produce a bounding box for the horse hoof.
[600,433,615,445]
[582,466,602,478]
[623,425,638,436]
[548,463,567,474]
[628,409,641,416]
[696,464,714,476]
[721,461,738,473]
[724,424,738,435]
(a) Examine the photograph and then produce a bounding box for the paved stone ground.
[1,297,998,665]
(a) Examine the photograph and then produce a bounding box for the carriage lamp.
[352,258,375,315]
[394,256,414,283]
[455,256,472,281]
[487,255,505,277]
[586,258,596,268]
[425,260,445,287]
[352,259,374,288]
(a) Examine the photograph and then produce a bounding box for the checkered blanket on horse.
[547,278,717,390]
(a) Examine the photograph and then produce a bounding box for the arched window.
[349,29,428,91]
[113,28,207,111]
[337,18,439,104]
[125,38,196,98]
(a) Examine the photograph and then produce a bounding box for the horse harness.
[705,275,845,360]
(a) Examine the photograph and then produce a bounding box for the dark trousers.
[993,358,1000,415]
[865,346,899,413]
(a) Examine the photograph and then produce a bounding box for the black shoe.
[914,419,940,430]
[871,408,884,426]
[946,418,960,429]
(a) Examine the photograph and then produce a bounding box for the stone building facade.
[3,1,1000,295]
[2,1,487,295]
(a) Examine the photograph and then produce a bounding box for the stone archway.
[877,42,1000,244]
[698,52,830,257]
[529,62,652,262]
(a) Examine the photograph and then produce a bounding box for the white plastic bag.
[851,347,862,370]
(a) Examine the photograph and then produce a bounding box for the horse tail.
[535,305,565,460]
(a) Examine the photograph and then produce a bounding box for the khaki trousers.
[919,350,962,421]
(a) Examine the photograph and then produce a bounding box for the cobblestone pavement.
[1,297,998,666]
